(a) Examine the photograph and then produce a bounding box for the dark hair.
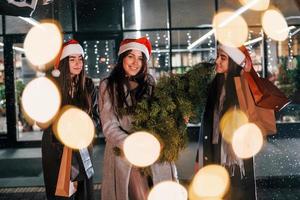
[213,57,242,115]
[55,56,92,114]
[222,57,243,113]
[106,50,151,115]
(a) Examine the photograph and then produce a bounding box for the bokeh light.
[189,165,230,199]
[262,9,289,41]
[21,77,61,124]
[123,131,160,167]
[220,108,249,143]
[53,105,95,149]
[148,181,187,200]
[213,11,248,47]
[24,22,62,69]
[239,0,270,11]
[232,123,264,158]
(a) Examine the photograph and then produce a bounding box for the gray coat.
[99,79,177,200]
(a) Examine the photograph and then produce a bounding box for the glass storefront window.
[13,43,42,141]
[124,31,170,80]
[246,28,264,76]
[171,29,216,74]
[276,26,300,124]
[273,0,300,24]
[57,1,72,32]
[218,0,263,26]
[0,15,2,35]
[5,16,32,34]
[0,37,5,135]
[81,39,117,81]
[171,0,215,28]
[254,24,300,198]
[31,3,53,21]
[123,0,168,30]
[77,0,121,31]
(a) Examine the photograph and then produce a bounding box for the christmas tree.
[132,63,214,163]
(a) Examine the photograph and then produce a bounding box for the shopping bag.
[55,146,77,197]
[234,75,277,136]
[244,68,290,111]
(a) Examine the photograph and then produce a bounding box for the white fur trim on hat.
[60,44,84,61]
[219,45,245,66]
[118,42,150,60]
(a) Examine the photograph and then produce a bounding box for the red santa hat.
[118,37,152,60]
[219,44,250,67]
[52,39,84,77]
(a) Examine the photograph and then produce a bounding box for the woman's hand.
[184,116,189,125]
[243,57,252,72]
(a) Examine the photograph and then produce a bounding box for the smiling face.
[215,49,229,74]
[122,50,143,77]
[69,54,83,76]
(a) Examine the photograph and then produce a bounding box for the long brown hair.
[222,57,243,114]
[55,57,92,114]
[105,50,151,115]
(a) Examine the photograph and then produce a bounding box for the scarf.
[210,74,245,178]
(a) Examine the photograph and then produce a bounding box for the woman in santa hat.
[99,37,177,200]
[197,44,276,199]
[42,39,99,200]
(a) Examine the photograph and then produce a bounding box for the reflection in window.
[82,40,116,80]
[0,15,2,35]
[171,30,216,75]
[5,16,32,34]
[77,0,121,31]
[254,23,300,199]
[13,43,42,141]
[0,37,5,134]
[218,0,263,26]
[56,1,72,32]
[246,29,264,76]
[171,0,214,28]
[123,0,168,29]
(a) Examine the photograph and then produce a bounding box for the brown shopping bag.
[244,68,290,111]
[55,146,77,197]
[234,75,277,136]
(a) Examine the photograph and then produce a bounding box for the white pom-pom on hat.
[51,69,61,77]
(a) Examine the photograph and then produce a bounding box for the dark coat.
[198,73,256,200]
[42,77,98,200]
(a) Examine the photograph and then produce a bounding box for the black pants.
[225,159,256,200]
[211,144,256,200]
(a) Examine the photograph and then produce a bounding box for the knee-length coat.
[42,77,99,200]
[99,78,177,200]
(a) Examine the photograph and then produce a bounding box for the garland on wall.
[131,62,214,163]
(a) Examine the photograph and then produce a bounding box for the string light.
[247,31,254,57]
[164,33,169,68]
[288,31,294,67]
[84,41,89,73]
[155,33,161,68]
[266,36,273,69]
[94,41,100,74]
[208,34,214,60]
[105,40,110,72]
[187,31,193,67]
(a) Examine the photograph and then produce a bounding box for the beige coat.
[99,79,177,200]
